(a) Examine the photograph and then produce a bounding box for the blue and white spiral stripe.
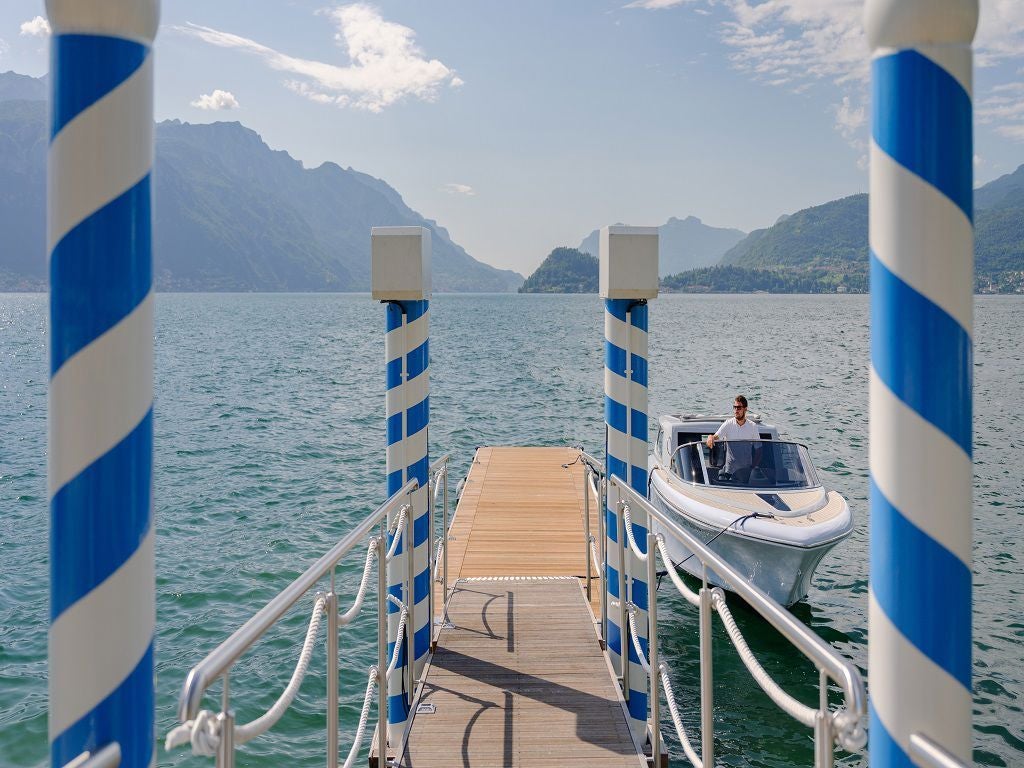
[868,30,974,768]
[47,2,158,766]
[384,300,430,732]
[604,298,650,738]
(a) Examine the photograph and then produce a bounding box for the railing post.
[699,581,714,768]
[584,465,593,601]
[617,497,629,694]
[377,528,388,765]
[442,467,449,623]
[864,2,976,765]
[600,476,608,644]
[326,591,338,768]
[600,225,658,742]
[373,226,431,739]
[46,3,160,766]
[406,498,416,701]
[647,532,661,767]
[814,710,834,768]
[815,669,833,768]
[217,675,235,768]
[427,474,434,643]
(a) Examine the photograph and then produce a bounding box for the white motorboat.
[649,414,854,606]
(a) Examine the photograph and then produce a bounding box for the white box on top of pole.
[371,226,431,300]
[599,225,659,299]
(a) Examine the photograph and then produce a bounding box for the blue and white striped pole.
[46,1,159,766]
[600,225,658,743]
[373,226,431,746]
[865,1,976,764]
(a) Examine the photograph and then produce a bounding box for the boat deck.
[397,447,643,767]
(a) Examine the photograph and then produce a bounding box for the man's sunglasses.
[733,405,746,409]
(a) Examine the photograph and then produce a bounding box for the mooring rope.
[626,606,651,675]
[621,503,649,562]
[385,597,409,681]
[659,662,704,768]
[654,535,700,606]
[432,539,446,582]
[340,666,379,768]
[588,534,602,575]
[709,588,817,728]
[385,507,407,563]
[339,540,378,626]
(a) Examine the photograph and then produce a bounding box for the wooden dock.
[398,447,645,767]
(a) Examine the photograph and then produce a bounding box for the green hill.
[721,194,868,270]
[519,247,597,293]
[665,167,1024,294]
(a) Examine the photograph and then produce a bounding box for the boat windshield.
[671,440,821,490]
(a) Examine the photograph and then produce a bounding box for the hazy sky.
[3,1,1023,274]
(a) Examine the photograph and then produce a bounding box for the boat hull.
[649,483,846,606]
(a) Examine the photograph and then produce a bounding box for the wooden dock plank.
[402,447,642,767]
[404,579,643,768]
[434,447,604,618]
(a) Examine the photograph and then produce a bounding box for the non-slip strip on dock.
[401,579,644,767]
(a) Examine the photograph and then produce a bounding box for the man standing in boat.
[706,395,761,482]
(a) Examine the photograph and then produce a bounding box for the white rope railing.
[340,666,378,768]
[655,534,700,607]
[432,469,445,509]
[385,596,409,681]
[339,541,378,626]
[626,606,651,675]
[588,534,602,576]
[385,507,407,563]
[165,594,327,756]
[710,588,817,728]
[620,503,649,562]
[659,662,703,768]
[432,539,445,582]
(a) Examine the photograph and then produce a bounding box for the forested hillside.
[518,247,597,293]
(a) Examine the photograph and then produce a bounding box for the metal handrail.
[909,733,970,768]
[581,448,868,765]
[63,744,120,768]
[177,478,418,722]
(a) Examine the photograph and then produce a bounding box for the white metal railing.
[909,733,971,768]
[165,454,454,768]
[62,744,120,768]
[578,450,867,768]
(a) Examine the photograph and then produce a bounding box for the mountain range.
[578,216,746,276]
[525,165,1024,294]
[0,72,522,292]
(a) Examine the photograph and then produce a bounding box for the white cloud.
[977,82,1024,143]
[177,3,462,113]
[975,0,1024,66]
[709,0,1024,153]
[441,183,475,196]
[191,89,240,110]
[20,16,51,37]
[623,0,692,9]
[833,95,865,139]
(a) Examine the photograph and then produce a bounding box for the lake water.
[1,293,1021,767]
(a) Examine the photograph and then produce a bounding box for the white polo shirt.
[714,417,760,473]
[714,417,760,442]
